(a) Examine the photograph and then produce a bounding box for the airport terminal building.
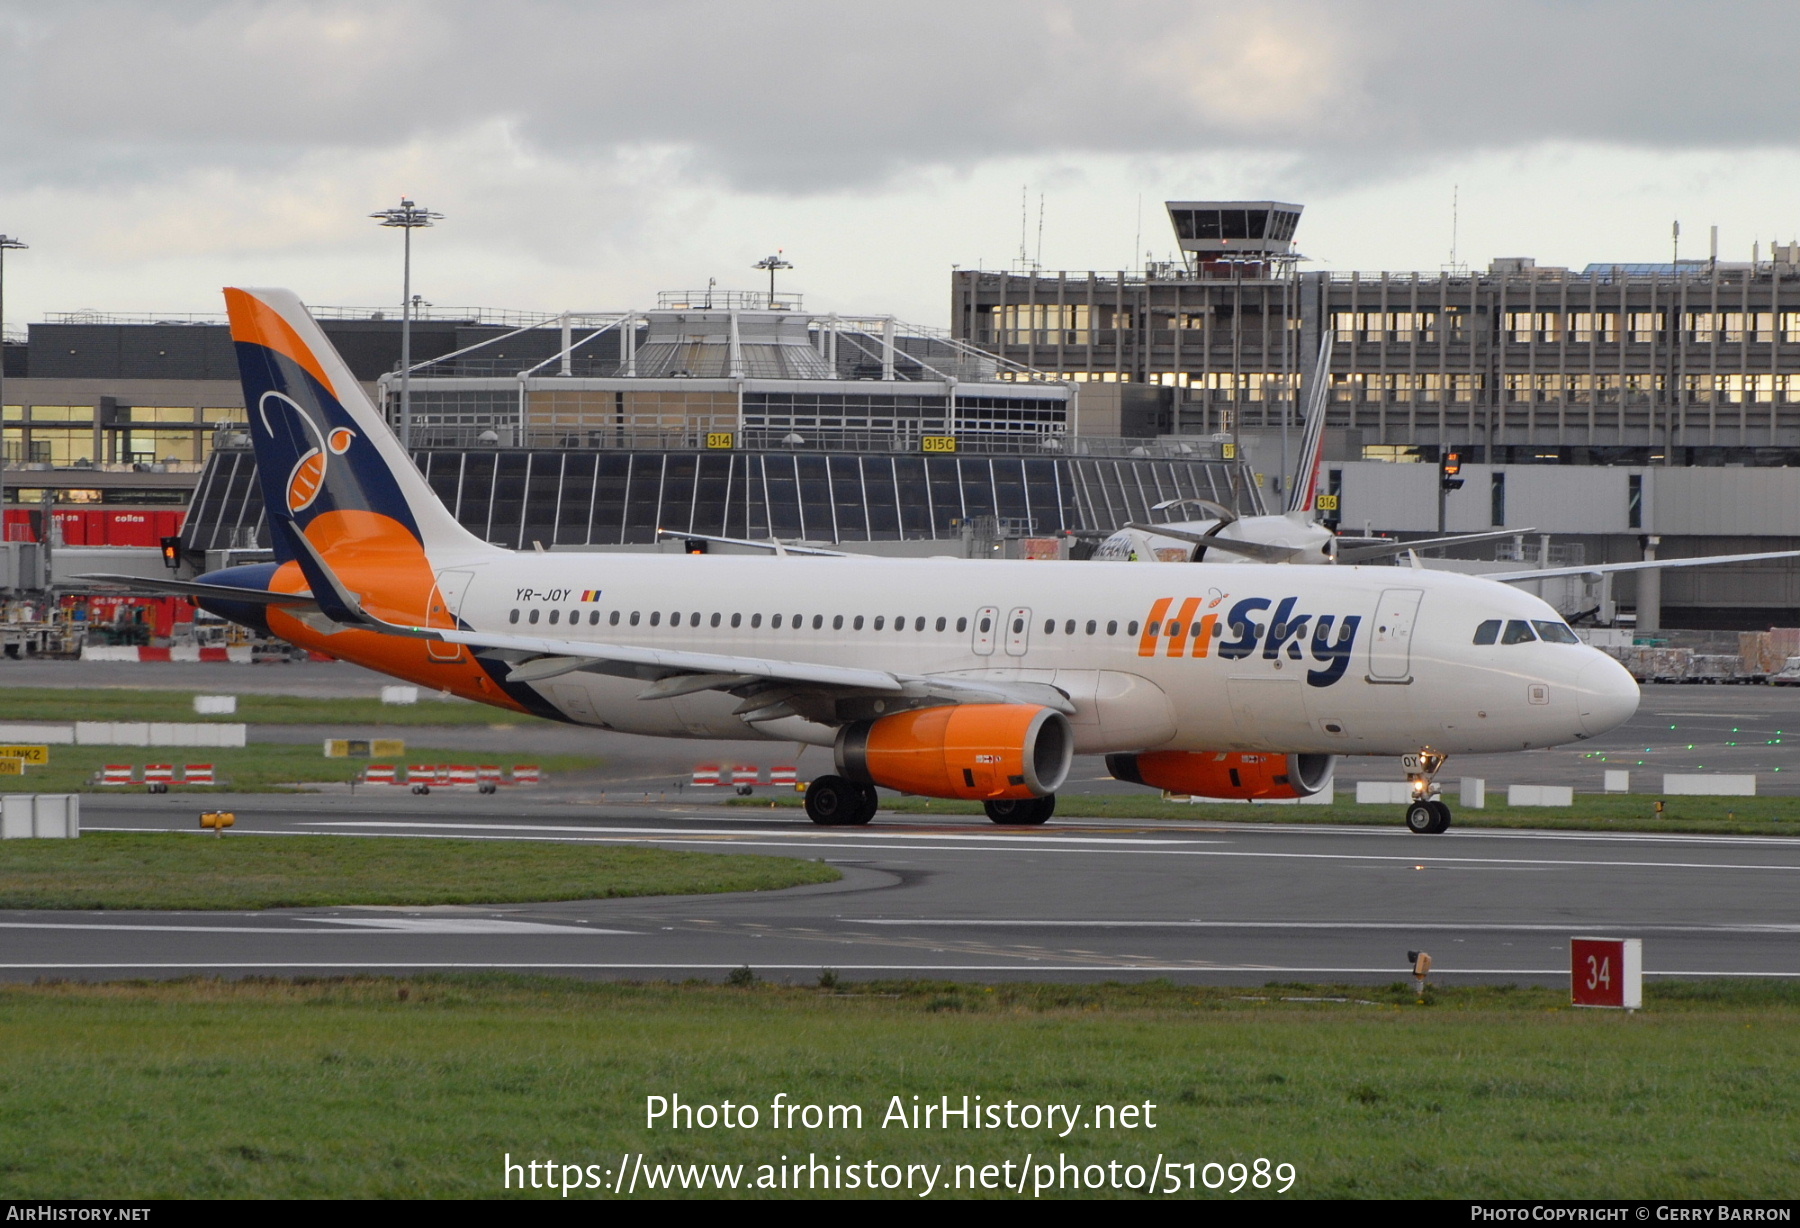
[953,202,1800,628]
[8,201,1800,630]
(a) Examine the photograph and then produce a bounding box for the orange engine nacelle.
[1106,751,1335,800]
[836,704,1073,801]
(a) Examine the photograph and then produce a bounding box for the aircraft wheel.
[1404,800,1438,834]
[804,775,863,826]
[478,782,497,795]
[847,782,880,826]
[985,795,1055,826]
[411,784,431,796]
[1428,799,1453,833]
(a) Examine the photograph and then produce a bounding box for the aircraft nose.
[1576,653,1639,737]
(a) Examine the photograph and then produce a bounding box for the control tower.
[1164,201,1303,274]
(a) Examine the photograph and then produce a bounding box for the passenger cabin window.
[528,609,540,625]
[812,615,823,630]
[833,615,844,630]
[853,616,864,630]
[772,614,783,629]
[711,613,721,628]
[1533,620,1581,644]
[915,617,924,631]
[1501,619,1536,644]
[751,613,762,628]
[691,613,701,627]
[508,609,519,624]
[1473,619,1501,645]
[957,617,968,632]
[874,616,885,630]
[629,611,640,626]
[549,610,560,625]
[589,611,599,625]
[936,617,947,632]
[731,613,741,628]
[1107,621,1117,635]
[978,617,990,633]
[1127,621,1139,636]
[1044,619,1055,634]
[610,611,620,626]
[649,611,661,627]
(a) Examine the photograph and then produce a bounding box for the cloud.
[8,0,1800,198]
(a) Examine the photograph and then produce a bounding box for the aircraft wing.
[1483,549,1800,584]
[1335,528,1539,564]
[425,625,1076,714]
[73,573,316,605]
[1122,523,1301,562]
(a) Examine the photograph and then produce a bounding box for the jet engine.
[1105,750,1335,800]
[836,704,1073,800]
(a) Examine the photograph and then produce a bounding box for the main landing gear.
[1402,750,1452,834]
[984,796,1056,826]
[803,775,879,827]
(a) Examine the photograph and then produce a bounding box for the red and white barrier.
[407,765,432,784]
[477,765,502,784]
[448,765,477,787]
[143,764,174,786]
[731,765,758,787]
[691,765,720,787]
[769,765,797,787]
[100,764,134,786]
[81,646,255,663]
[183,764,214,786]
[512,765,540,785]
[364,765,396,786]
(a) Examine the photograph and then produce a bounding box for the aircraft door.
[971,606,999,656]
[1004,606,1032,657]
[427,569,476,662]
[1367,587,1425,682]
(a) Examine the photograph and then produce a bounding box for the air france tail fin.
[224,287,489,563]
[1285,333,1333,516]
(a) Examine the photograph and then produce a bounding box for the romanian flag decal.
[580,590,603,602]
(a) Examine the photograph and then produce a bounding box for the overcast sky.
[3,0,1798,329]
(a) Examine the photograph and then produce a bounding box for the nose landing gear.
[1401,750,1452,834]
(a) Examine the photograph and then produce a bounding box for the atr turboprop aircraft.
[90,288,1652,835]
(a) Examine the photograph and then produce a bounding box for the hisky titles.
[648,1093,1156,1137]
[1138,594,1362,688]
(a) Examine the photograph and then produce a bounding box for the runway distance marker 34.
[83,288,1655,833]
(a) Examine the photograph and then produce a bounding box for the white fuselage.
[433,550,1639,757]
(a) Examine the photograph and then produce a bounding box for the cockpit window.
[1473,619,1501,645]
[1532,620,1581,644]
[1501,619,1537,645]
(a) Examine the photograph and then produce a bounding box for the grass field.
[0,744,605,793]
[0,832,839,910]
[0,976,1792,1199]
[731,790,1800,835]
[0,686,532,726]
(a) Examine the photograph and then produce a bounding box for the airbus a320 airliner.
[90,288,1643,834]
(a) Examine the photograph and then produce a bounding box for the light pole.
[369,199,442,448]
[0,235,26,544]
[753,253,792,308]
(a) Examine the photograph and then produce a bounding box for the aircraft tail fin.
[223,287,488,563]
[1285,333,1334,516]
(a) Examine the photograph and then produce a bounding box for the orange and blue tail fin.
[223,287,486,564]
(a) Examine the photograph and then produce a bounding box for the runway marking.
[304,821,1209,847]
[848,919,1800,935]
[147,821,1800,871]
[1,962,1796,978]
[0,920,625,936]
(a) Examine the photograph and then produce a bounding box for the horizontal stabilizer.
[75,574,314,606]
